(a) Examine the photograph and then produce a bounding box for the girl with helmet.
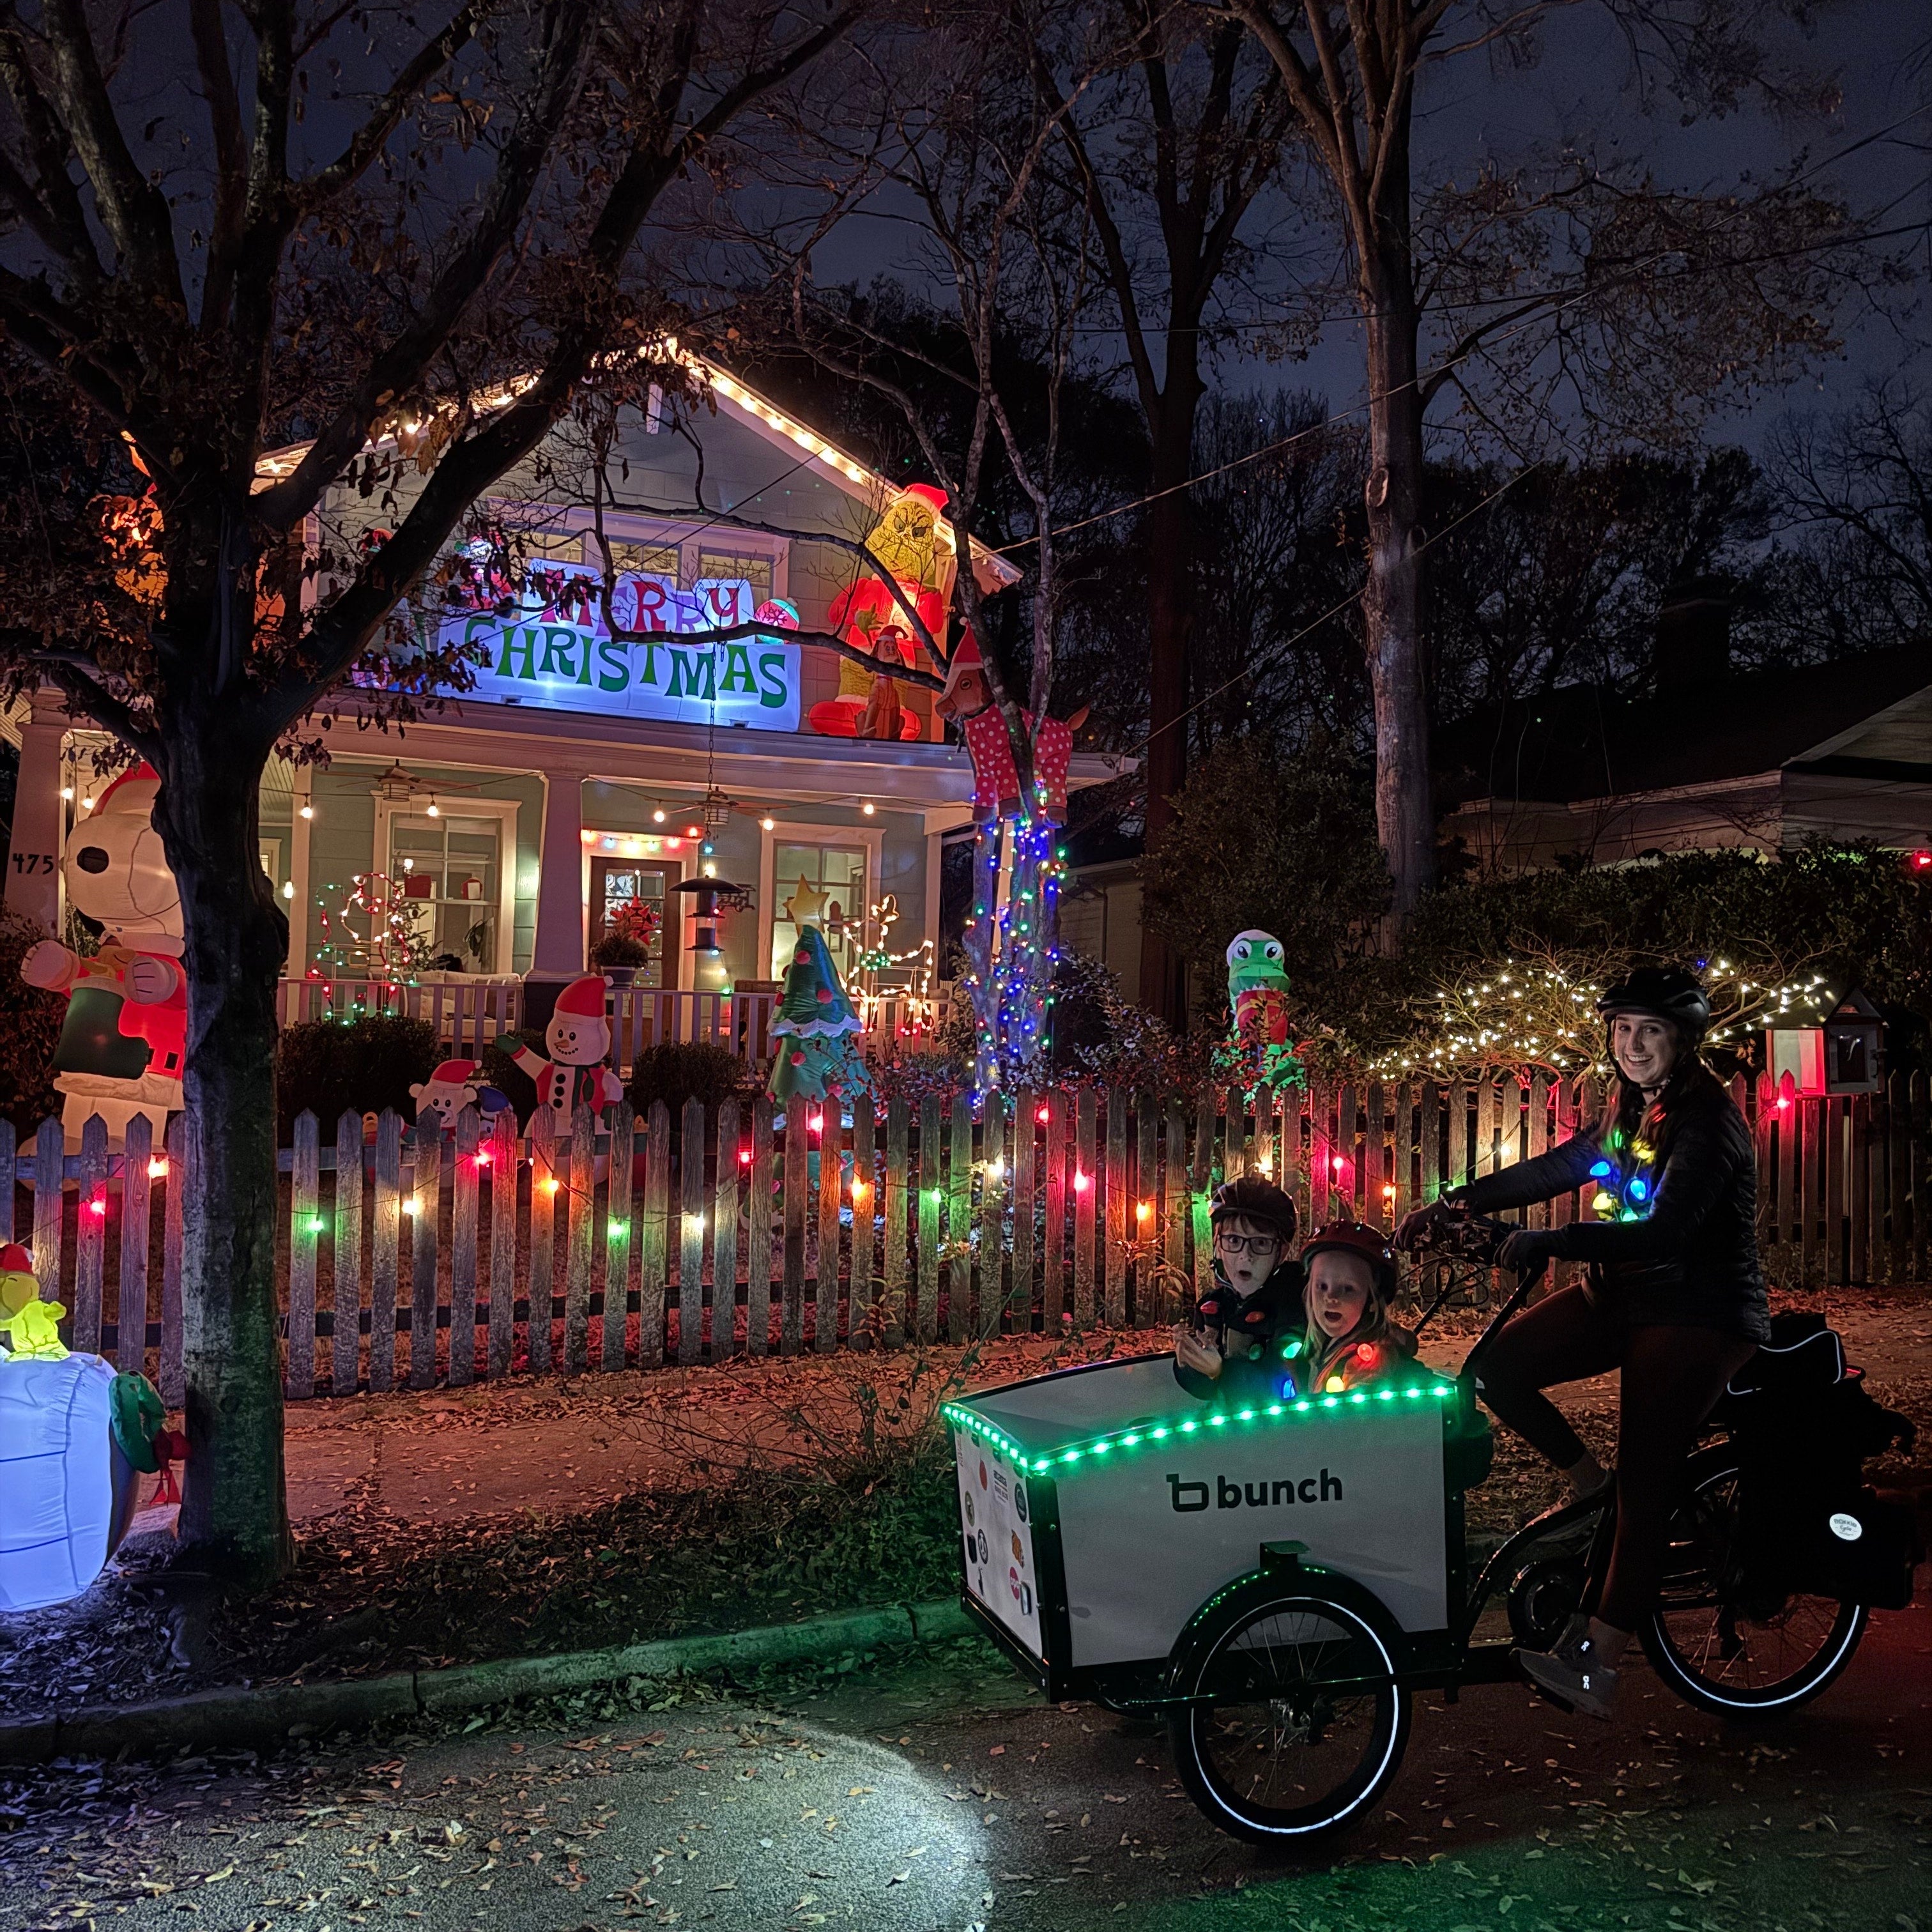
[1291,1220,1420,1397]
[1172,1175,1305,1403]
[1396,963,1768,1719]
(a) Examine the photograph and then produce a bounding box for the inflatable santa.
[20,763,185,1149]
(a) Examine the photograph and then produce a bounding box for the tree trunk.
[1137,388,1202,1026]
[156,709,293,1586]
[1360,240,1435,931]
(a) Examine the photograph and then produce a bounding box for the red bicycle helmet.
[1301,1219,1399,1299]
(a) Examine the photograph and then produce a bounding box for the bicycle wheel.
[1642,1452,1867,1719]
[1167,1577,1410,1842]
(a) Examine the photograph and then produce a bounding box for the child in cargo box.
[1172,1176,1306,1402]
[1287,1220,1420,1397]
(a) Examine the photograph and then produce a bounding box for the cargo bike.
[944,1220,1916,1843]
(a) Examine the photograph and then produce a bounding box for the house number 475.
[10,852,55,874]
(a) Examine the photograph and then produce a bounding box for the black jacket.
[1174,1261,1307,1402]
[1451,1068,1769,1342]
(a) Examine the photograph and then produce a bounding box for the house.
[1436,640,1932,871]
[1,357,1125,1040]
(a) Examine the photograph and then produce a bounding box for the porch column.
[5,693,67,933]
[526,766,588,1029]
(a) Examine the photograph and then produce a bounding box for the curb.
[0,1597,976,1768]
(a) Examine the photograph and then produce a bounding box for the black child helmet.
[1595,965,1711,1044]
[1209,1174,1298,1250]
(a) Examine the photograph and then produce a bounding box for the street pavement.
[3,1572,1926,1932]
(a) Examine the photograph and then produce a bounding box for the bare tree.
[0,0,860,1584]
[1221,0,1862,928]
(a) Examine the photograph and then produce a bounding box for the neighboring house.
[1436,641,1932,870]
[2,358,1124,1020]
[1058,820,1146,1004]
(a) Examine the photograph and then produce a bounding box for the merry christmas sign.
[441,564,802,730]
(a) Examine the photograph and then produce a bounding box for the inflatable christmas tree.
[769,927,871,1104]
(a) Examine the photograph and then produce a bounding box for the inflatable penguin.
[0,1243,185,1612]
[20,763,185,1149]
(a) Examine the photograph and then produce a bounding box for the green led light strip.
[944,1381,1457,1477]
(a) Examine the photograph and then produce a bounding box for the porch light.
[299,804,314,820]
[761,817,775,831]
[60,786,73,799]
[862,802,875,816]
[653,809,666,824]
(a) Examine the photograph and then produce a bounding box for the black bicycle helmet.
[1209,1174,1298,1248]
[1595,965,1710,1042]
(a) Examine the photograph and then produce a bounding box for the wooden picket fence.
[9,1070,1928,1402]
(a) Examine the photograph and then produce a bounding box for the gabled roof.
[254,350,1021,589]
[1436,643,1932,808]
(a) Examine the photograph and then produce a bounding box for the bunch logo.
[1828,1511,1863,1542]
[1165,1468,1345,1513]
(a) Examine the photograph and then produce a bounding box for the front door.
[590,859,678,988]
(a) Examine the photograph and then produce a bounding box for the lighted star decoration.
[783,875,829,927]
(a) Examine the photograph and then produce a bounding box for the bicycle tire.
[1165,1572,1410,1842]
[1641,1449,1867,1719]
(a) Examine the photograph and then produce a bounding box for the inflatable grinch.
[0,1243,185,1612]
[20,763,185,1149]
[811,483,951,741]
[1225,930,1305,1091]
[769,928,871,1104]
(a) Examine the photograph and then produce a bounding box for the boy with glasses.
[1172,1176,1305,1402]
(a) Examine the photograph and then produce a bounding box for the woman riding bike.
[1397,965,1767,1719]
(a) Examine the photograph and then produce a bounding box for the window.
[770,841,868,983]
[388,813,506,972]
[604,539,681,578]
[698,548,774,604]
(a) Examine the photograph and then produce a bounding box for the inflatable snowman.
[21,762,185,1149]
[0,1243,185,1612]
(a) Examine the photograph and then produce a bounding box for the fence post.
[409,1127,442,1388]
[1132,1091,1157,1325]
[746,1096,774,1357]
[639,1101,671,1366]
[1104,1089,1128,1330]
[448,1107,481,1386]
[711,1098,740,1360]
[1887,1072,1911,1284]
[1192,1089,1214,1302]
[564,1104,596,1374]
[487,1107,518,1378]
[287,1110,320,1398]
[1011,1091,1036,1338]
[848,1094,875,1347]
[1800,1096,1822,1288]
[1073,1088,1096,1330]
[72,1114,109,1356]
[33,1116,62,1303]
[369,1110,402,1393]
[780,1096,809,1354]
[1162,1094,1188,1323]
[813,1100,841,1353]
[947,1093,972,1344]
[526,1111,556,1374]
[978,1091,1008,1337]
[681,1096,709,1363]
[1043,1090,1068,1334]
[335,1110,366,1395]
[883,1095,908,1349]
[118,1112,153,1377]
[604,1102,636,1370]
[917,1096,941,1343]
[160,1114,185,1407]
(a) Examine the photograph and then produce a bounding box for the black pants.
[1476,1284,1757,1632]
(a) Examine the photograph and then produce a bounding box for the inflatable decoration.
[410,1057,511,1131]
[769,927,871,1105]
[811,484,948,741]
[0,1243,184,1613]
[513,974,625,1136]
[21,763,185,1149]
[1225,930,1305,1091]
[934,636,1086,825]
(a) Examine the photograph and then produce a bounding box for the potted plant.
[590,898,661,987]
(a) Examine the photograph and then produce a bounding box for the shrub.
[0,909,65,1131]
[275,1013,440,1140]
[625,1039,751,1121]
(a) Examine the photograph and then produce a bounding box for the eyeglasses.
[1214,1230,1281,1256]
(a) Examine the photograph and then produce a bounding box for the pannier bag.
[1719,1312,1919,1613]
